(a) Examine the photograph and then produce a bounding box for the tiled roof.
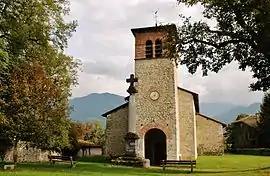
[232,115,260,127]
[197,113,227,127]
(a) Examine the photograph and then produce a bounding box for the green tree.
[0,39,9,73]
[258,92,270,147]
[71,120,105,146]
[166,0,270,91]
[0,0,77,74]
[0,0,80,164]
[0,61,76,163]
[66,121,82,154]
[224,124,235,150]
[89,121,105,147]
[68,121,92,146]
[67,121,105,155]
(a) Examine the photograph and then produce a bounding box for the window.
[145,40,153,58]
[155,39,162,57]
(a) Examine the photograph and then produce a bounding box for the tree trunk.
[0,154,4,162]
[13,140,18,165]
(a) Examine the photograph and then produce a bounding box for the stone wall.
[3,141,58,162]
[178,89,197,160]
[196,114,224,155]
[77,147,102,157]
[134,58,179,160]
[104,104,128,158]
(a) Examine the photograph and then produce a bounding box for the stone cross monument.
[124,74,139,156]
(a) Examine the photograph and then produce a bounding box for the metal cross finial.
[154,10,159,26]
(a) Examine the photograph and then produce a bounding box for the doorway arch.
[144,128,167,166]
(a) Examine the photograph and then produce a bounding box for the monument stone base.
[110,132,146,167]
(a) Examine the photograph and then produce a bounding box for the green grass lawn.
[1,154,270,176]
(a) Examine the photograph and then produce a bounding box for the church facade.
[102,25,226,165]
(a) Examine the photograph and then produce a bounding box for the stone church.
[102,24,226,165]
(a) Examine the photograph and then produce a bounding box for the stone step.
[118,156,142,161]
[111,156,145,167]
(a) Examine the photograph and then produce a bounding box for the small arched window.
[155,39,162,58]
[145,40,153,58]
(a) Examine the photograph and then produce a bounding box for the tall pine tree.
[258,92,270,147]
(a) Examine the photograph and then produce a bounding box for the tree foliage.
[224,124,235,150]
[0,0,80,163]
[90,121,105,147]
[69,121,105,149]
[0,134,12,162]
[69,121,92,142]
[166,0,270,91]
[0,0,76,58]
[258,92,270,147]
[0,61,74,162]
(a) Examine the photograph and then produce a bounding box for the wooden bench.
[48,155,75,168]
[161,160,196,173]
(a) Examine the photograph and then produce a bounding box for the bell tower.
[131,25,181,161]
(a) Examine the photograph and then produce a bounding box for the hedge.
[230,148,270,156]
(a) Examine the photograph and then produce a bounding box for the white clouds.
[82,58,133,80]
[179,62,264,105]
[68,1,86,20]
[71,72,129,98]
[66,0,264,105]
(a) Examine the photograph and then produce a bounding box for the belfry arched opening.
[144,128,167,166]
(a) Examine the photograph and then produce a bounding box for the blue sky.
[65,0,263,105]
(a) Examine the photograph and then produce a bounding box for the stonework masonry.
[104,105,128,157]
[134,58,179,160]
[178,89,197,160]
[103,25,225,162]
[3,141,59,162]
[196,114,225,155]
[103,94,225,159]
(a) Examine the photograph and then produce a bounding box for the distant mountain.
[215,103,260,123]
[200,102,236,117]
[69,93,261,125]
[69,93,126,125]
